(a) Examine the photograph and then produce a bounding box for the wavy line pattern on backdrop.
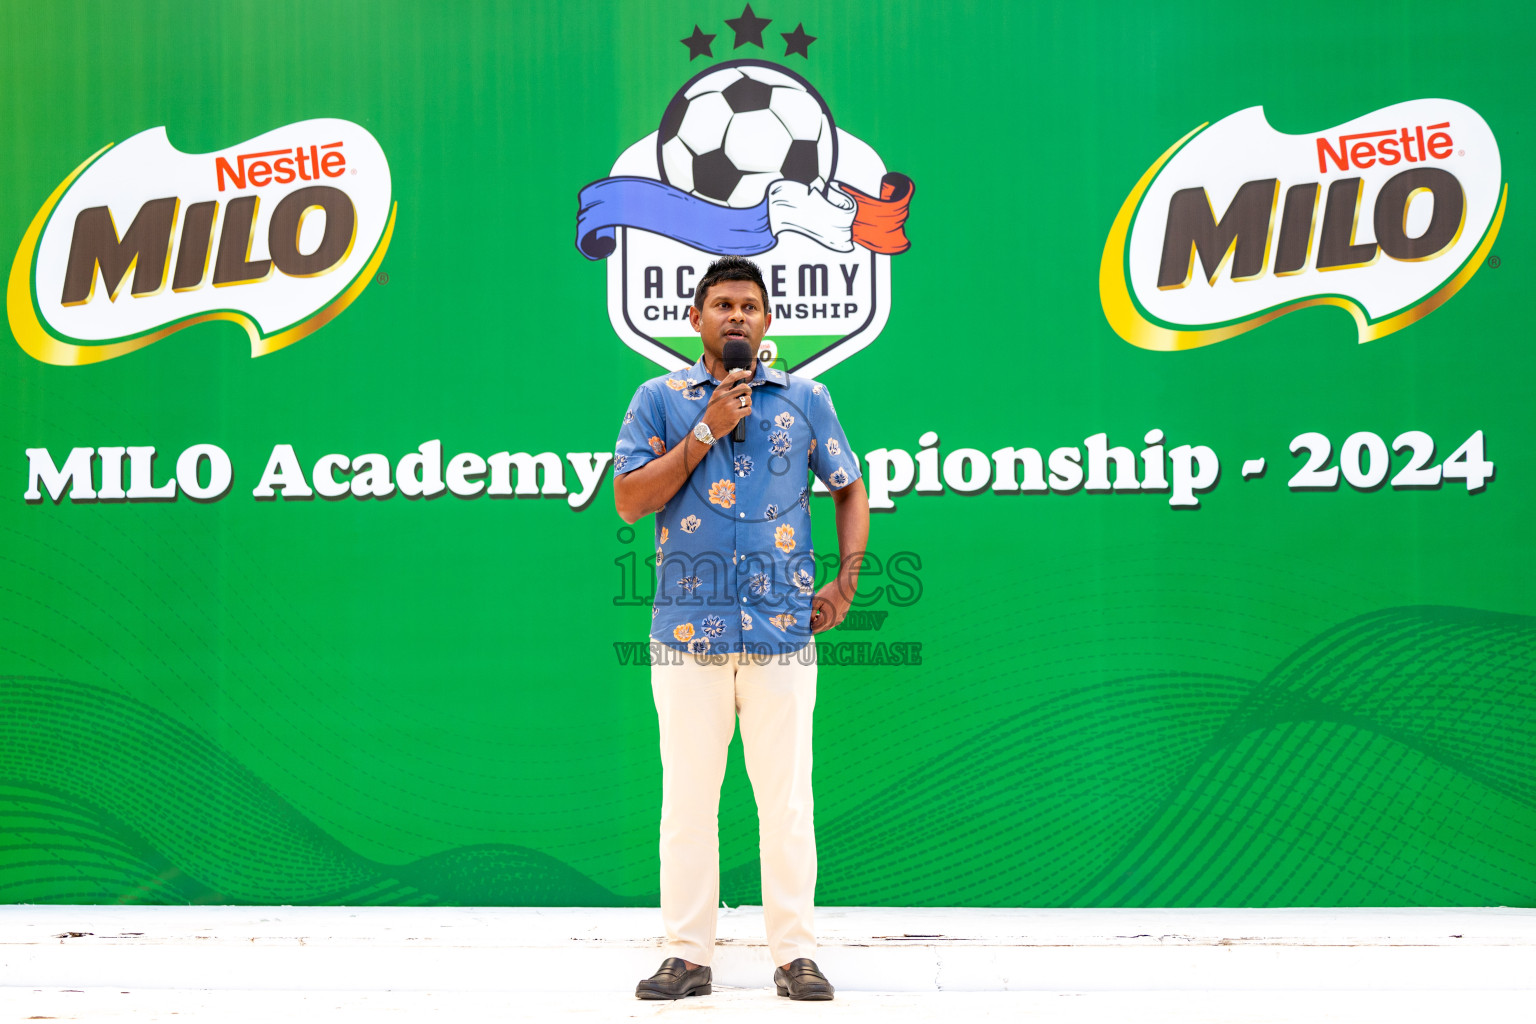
[0,676,616,905]
[2,605,1533,906]
[726,605,1536,907]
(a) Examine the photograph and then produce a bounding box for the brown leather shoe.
[774,958,834,1000]
[636,957,712,999]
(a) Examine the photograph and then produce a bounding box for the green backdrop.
[2,0,1532,907]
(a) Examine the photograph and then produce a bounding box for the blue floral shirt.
[615,356,862,654]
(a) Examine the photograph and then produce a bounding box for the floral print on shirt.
[614,357,863,653]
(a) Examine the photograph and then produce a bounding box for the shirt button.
[739,512,745,518]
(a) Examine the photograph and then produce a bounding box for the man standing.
[614,256,869,1001]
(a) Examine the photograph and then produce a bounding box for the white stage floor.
[4,986,1527,1022]
[2,906,1532,1021]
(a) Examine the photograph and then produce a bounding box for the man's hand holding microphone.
[694,337,759,462]
[699,367,754,452]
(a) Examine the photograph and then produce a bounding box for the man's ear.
[688,305,701,332]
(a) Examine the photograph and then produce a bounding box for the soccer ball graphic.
[658,60,837,208]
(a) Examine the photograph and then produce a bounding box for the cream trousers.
[650,639,818,967]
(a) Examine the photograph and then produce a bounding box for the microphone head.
[722,338,754,374]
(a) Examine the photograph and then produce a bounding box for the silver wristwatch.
[692,421,717,446]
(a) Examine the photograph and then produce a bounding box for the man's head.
[691,255,768,312]
[689,255,772,363]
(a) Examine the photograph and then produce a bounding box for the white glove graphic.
[766,179,857,252]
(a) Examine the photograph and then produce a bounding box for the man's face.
[690,278,771,361]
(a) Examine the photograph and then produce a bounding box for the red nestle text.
[1316,122,1453,174]
[215,142,346,192]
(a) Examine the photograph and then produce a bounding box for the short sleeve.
[807,382,861,490]
[614,383,667,476]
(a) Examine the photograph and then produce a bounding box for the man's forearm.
[810,479,870,633]
[830,479,870,597]
[614,435,708,523]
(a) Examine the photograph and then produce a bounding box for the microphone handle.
[724,351,753,443]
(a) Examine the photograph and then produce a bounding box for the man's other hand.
[810,579,853,634]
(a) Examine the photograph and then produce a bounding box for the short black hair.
[692,255,768,310]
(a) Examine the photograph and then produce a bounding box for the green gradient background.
[1,1,1532,906]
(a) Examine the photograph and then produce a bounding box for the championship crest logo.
[576,9,914,376]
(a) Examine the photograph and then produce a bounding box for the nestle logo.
[215,142,346,191]
[1316,122,1453,174]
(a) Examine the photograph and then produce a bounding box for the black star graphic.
[781,22,816,58]
[725,4,771,49]
[680,25,715,60]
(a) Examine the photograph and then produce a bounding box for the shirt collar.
[682,354,788,388]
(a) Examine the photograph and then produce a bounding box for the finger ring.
[739,396,748,408]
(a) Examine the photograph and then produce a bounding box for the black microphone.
[722,338,754,443]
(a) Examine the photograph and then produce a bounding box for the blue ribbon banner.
[575,177,775,260]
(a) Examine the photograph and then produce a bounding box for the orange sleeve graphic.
[844,173,915,255]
